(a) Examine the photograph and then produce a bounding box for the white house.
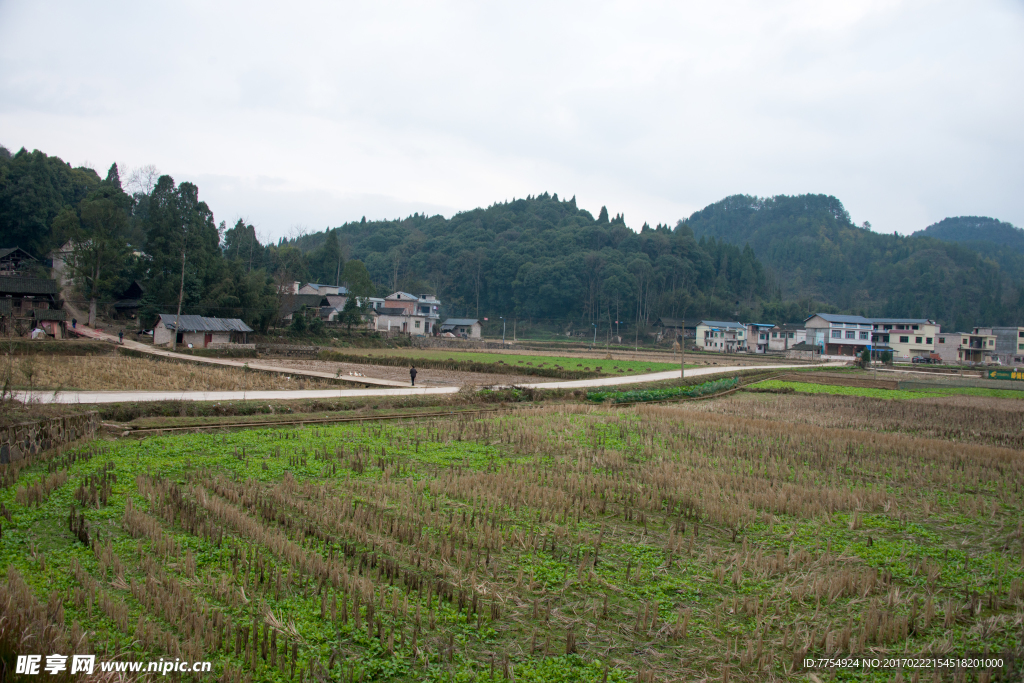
[375,307,430,335]
[695,321,746,352]
[154,314,253,347]
[440,318,482,338]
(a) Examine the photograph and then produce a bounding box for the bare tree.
[125,164,160,196]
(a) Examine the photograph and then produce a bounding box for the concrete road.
[16,363,841,404]
[69,325,409,387]
[512,363,841,389]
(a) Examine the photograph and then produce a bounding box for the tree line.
[2,144,1020,333]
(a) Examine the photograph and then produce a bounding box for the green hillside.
[3,143,1022,331]
[911,216,1024,282]
[685,194,1024,330]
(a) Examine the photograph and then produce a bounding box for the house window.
[860,331,869,340]
[1019,331,1024,338]
[846,330,856,339]
[939,337,945,344]
[900,336,909,343]
[926,337,932,345]
[1019,343,1024,350]
[912,325,919,330]
[832,330,842,339]
[916,337,922,344]
[415,320,421,328]
[788,333,794,338]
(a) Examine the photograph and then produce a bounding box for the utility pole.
[500,316,505,347]
[172,221,188,351]
[679,333,685,378]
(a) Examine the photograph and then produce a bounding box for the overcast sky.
[2,1,1022,239]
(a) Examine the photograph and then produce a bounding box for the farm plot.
[2,400,1023,682]
[336,350,683,376]
[750,379,1024,401]
[5,355,337,392]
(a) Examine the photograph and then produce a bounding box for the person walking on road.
[118,330,124,344]
[409,366,417,386]
[71,318,77,329]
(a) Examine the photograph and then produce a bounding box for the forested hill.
[289,193,794,326]
[685,194,1024,331]
[913,216,1024,251]
[2,143,1022,330]
[911,216,1024,283]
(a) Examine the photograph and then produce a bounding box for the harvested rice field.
[2,391,1023,681]
[7,355,336,391]
[333,349,684,376]
[269,359,555,388]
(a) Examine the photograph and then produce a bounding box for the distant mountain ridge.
[685,194,1023,330]
[910,216,1024,284]
[912,216,1024,252]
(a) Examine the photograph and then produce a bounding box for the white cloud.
[1,0,1021,238]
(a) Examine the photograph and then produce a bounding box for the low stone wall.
[414,338,518,351]
[0,412,98,464]
[256,344,320,359]
[207,343,256,350]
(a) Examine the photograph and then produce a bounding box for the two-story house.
[804,313,873,357]
[746,323,774,353]
[381,292,441,336]
[935,330,998,364]
[695,321,746,352]
[767,324,805,352]
[972,326,1024,365]
[870,318,939,361]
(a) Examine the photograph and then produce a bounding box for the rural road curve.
[17,363,842,404]
[69,325,408,387]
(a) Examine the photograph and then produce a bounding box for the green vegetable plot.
[586,377,739,403]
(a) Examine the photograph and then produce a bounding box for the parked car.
[911,356,932,364]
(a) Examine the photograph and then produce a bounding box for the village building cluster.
[657,314,1023,365]
[1,243,1019,363]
